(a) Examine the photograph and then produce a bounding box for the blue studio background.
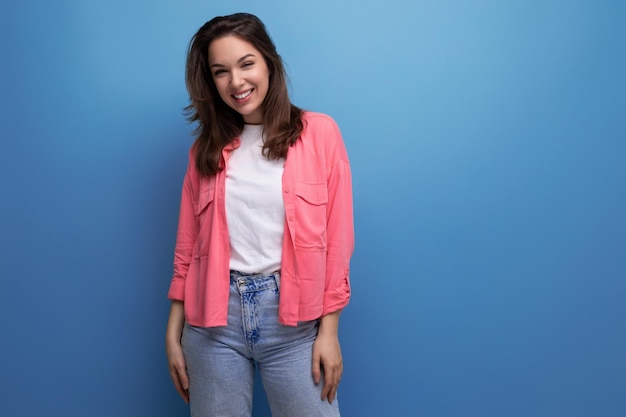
[1,1,625,416]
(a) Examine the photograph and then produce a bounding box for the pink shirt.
[167,112,354,327]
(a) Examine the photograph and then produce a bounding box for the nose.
[230,70,245,88]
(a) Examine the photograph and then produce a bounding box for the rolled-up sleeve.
[167,152,198,301]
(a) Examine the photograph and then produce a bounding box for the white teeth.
[234,89,252,99]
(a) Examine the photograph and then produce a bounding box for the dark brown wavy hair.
[185,13,303,176]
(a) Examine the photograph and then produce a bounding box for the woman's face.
[208,35,270,125]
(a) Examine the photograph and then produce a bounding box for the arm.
[322,119,354,316]
[166,300,189,403]
[166,151,199,402]
[313,116,355,403]
[313,116,354,403]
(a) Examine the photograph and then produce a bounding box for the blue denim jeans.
[182,271,341,417]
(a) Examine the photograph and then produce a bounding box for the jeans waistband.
[230,270,281,289]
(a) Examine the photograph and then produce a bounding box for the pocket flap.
[194,187,216,215]
[295,182,328,206]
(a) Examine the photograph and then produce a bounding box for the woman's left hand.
[312,328,343,403]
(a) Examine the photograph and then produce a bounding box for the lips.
[233,89,253,100]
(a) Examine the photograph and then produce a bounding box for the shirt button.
[288,216,294,221]
[284,189,290,193]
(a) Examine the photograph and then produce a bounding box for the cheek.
[258,72,270,95]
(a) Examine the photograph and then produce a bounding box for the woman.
[165,13,354,417]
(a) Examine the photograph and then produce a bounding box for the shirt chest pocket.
[294,182,328,249]
[194,186,216,221]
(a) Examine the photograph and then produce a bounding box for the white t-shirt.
[225,124,285,273]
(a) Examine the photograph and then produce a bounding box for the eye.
[213,68,227,77]
[242,61,254,68]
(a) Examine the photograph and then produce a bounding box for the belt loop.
[273,271,280,289]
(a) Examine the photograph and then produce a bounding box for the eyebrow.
[210,53,256,69]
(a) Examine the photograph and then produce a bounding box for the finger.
[333,363,343,386]
[327,385,337,404]
[321,366,334,401]
[326,364,343,403]
[170,370,186,398]
[177,363,190,391]
[175,381,190,403]
[170,364,190,403]
[311,354,321,384]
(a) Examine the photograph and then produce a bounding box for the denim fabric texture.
[182,270,341,417]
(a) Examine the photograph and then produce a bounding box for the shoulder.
[300,111,343,143]
[297,111,348,162]
[183,144,202,186]
[301,111,339,130]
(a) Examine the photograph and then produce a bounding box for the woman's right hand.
[166,300,189,403]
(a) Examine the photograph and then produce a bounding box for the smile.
[233,89,253,99]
